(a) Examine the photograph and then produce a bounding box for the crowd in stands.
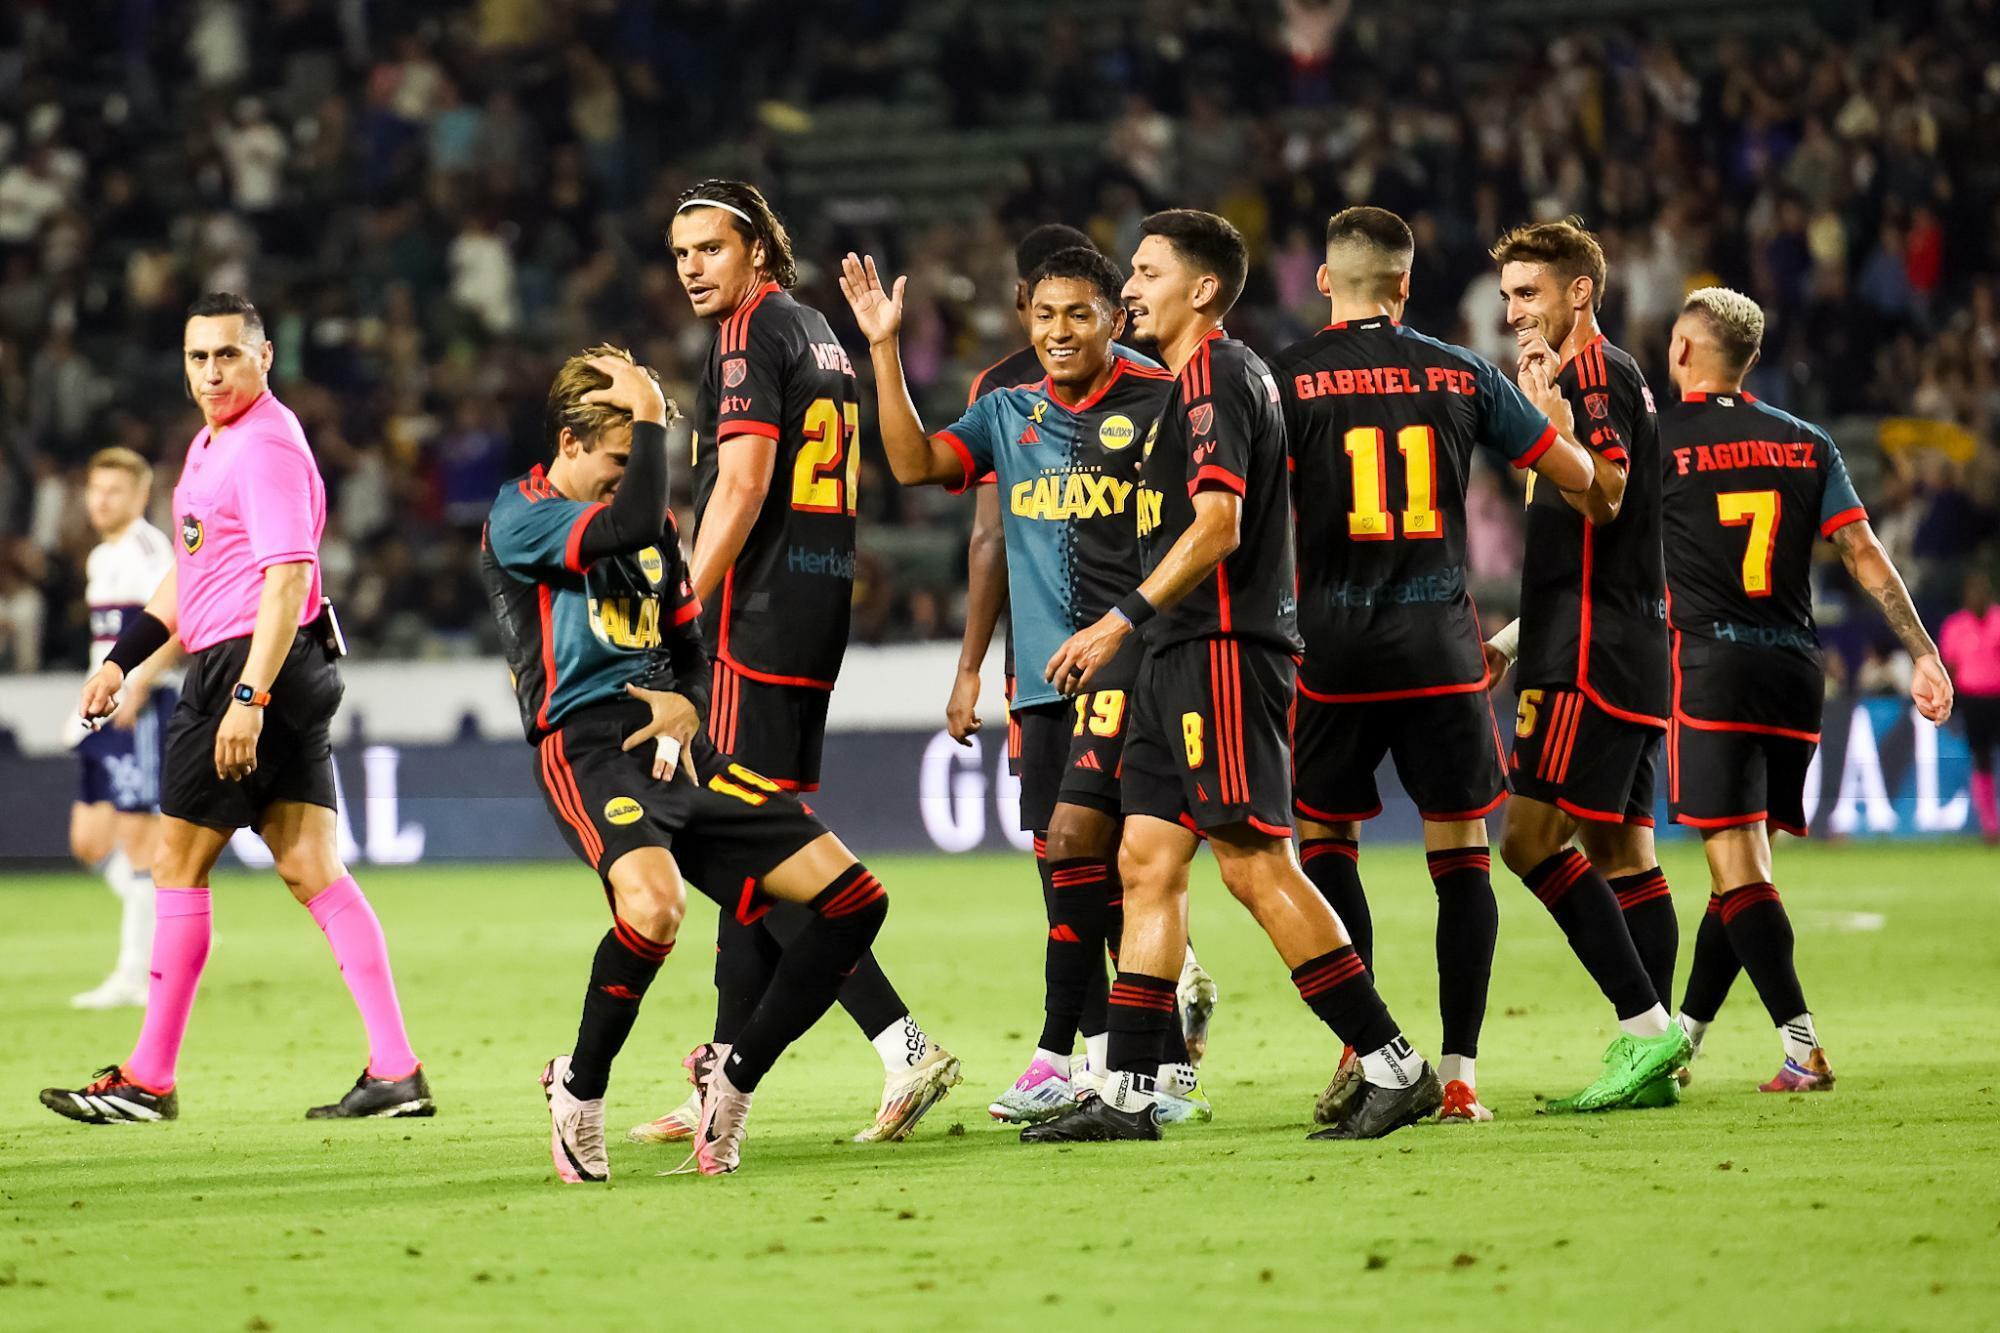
[0,0,1994,688]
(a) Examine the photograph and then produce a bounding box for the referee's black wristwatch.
[232,683,272,708]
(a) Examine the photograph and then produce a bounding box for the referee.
[40,294,434,1126]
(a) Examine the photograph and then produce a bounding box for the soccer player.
[1481,219,1692,1112]
[1269,207,1595,1124]
[1026,208,1439,1141]
[1939,572,2000,842]
[68,448,178,1009]
[483,345,898,1180]
[1658,288,1952,1091]
[637,179,957,1147]
[42,293,431,1124]
[841,244,1207,1124]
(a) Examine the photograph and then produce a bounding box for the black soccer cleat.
[41,1065,179,1124]
[1020,1094,1162,1143]
[1307,1063,1443,1141]
[306,1065,436,1119]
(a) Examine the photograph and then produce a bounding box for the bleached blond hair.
[1681,286,1765,370]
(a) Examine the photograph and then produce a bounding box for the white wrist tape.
[1488,618,1521,666]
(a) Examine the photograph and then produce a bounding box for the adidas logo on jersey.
[1018,424,1041,445]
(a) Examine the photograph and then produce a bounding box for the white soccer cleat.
[1154,1061,1214,1125]
[71,975,148,1010]
[1178,956,1219,1067]
[689,1066,754,1176]
[854,1045,962,1142]
[628,1043,719,1143]
[988,1055,1075,1123]
[1070,1054,1106,1101]
[539,1055,608,1183]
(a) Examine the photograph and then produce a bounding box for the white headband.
[675,198,755,226]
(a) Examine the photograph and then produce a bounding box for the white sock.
[1032,1046,1068,1075]
[1438,1054,1475,1089]
[870,1014,931,1072]
[1618,1004,1671,1038]
[1158,1062,1197,1097]
[1102,1069,1156,1112]
[1778,1013,1818,1064]
[1678,1013,1710,1054]
[1358,1035,1425,1089]
[114,868,155,984]
[1084,1031,1107,1073]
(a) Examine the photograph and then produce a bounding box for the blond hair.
[1681,286,1765,370]
[88,446,153,487]
[543,343,667,454]
[1490,216,1609,310]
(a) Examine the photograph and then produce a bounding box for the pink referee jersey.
[171,389,325,654]
[1940,605,2000,697]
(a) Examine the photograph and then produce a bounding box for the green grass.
[3,842,1998,1330]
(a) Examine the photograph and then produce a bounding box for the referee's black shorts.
[161,629,344,831]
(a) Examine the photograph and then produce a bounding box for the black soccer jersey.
[692,282,860,690]
[1272,318,1556,699]
[1137,329,1300,654]
[1660,390,1866,736]
[483,468,705,745]
[1516,334,1669,726]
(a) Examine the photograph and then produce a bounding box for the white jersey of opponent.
[86,519,175,672]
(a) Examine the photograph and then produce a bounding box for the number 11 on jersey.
[1345,425,1440,541]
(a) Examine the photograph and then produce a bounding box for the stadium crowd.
[0,0,1995,677]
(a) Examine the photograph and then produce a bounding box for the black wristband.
[1114,591,1157,628]
[106,612,172,675]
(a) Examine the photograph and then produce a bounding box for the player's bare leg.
[1693,824,1832,1092]
[68,804,158,1009]
[1500,796,1688,1109]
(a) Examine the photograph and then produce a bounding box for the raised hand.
[1520,358,1576,441]
[582,355,670,425]
[838,252,908,346]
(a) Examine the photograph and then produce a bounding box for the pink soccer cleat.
[987,1056,1075,1123]
[1759,1047,1836,1093]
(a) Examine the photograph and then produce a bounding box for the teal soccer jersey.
[936,357,1176,709]
[482,465,703,741]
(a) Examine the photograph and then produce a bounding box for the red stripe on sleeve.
[1514,423,1557,470]
[1820,506,1866,539]
[934,431,978,494]
[564,502,609,573]
[1189,464,1246,497]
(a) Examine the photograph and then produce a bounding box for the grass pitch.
[3,841,1997,1330]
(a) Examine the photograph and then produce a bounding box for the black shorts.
[706,660,832,792]
[537,701,826,918]
[161,631,342,831]
[1668,720,1814,836]
[1961,693,2000,767]
[1293,687,1508,824]
[1014,693,1128,832]
[1508,686,1660,827]
[1121,637,1294,836]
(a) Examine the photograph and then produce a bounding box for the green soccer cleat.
[1544,1026,1694,1114]
[1629,1070,1681,1108]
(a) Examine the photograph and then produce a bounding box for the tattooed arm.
[1833,519,1954,723]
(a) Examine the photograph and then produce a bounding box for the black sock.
[727,866,889,1091]
[760,897,910,1039]
[712,912,783,1045]
[1105,970,1175,1081]
[1522,849,1659,1021]
[1290,946,1399,1055]
[1427,846,1497,1058]
[1079,870,1123,1042]
[1039,856,1111,1053]
[1717,882,1807,1026]
[1678,892,1741,1023]
[568,918,670,1100]
[1078,955,1110,1040]
[1609,866,1678,1009]
[1300,837,1371,971]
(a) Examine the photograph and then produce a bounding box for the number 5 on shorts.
[1515,688,1544,738]
[1181,712,1205,769]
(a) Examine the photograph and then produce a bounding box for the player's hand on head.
[837,252,907,345]
[582,356,668,425]
[945,667,983,745]
[622,683,701,781]
[1911,653,1954,725]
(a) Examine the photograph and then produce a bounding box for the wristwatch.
[232,683,272,708]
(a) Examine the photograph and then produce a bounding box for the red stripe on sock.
[1615,881,1673,910]
[1294,954,1367,998]
[1719,882,1781,924]
[1300,839,1359,865]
